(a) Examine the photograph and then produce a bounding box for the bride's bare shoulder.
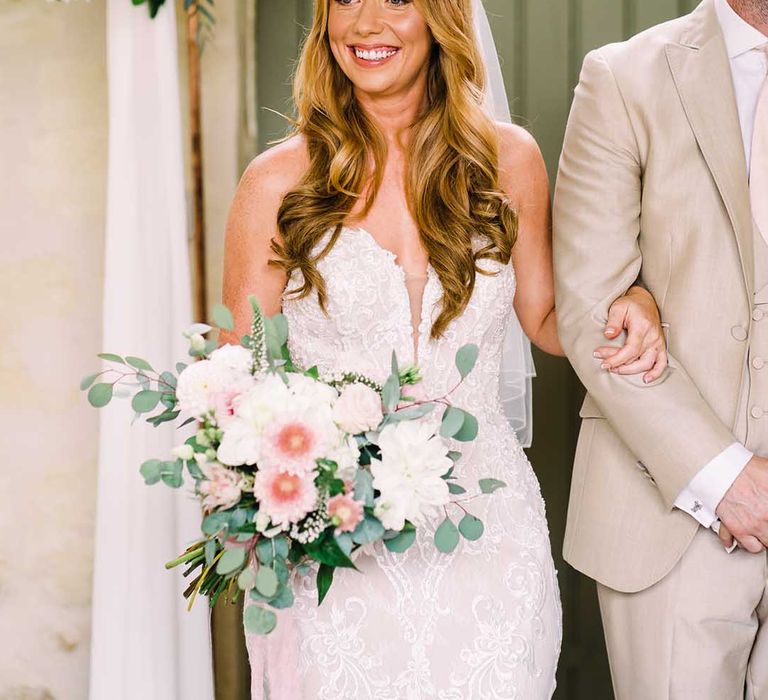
[237,134,310,207]
[494,122,548,203]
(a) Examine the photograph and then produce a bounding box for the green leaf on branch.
[202,512,229,536]
[160,460,183,488]
[384,525,416,553]
[204,539,218,565]
[453,412,478,442]
[455,343,479,379]
[334,532,353,556]
[139,459,163,485]
[479,478,507,494]
[268,584,294,609]
[132,390,162,413]
[389,403,435,422]
[244,604,277,635]
[98,353,125,364]
[351,513,385,545]
[254,566,279,598]
[255,538,275,566]
[80,373,99,391]
[88,383,113,408]
[237,567,256,591]
[126,356,153,372]
[216,547,246,576]
[188,323,212,335]
[382,373,400,413]
[317,563,334,605]
[434,516,460,553]
[440,406,464,438]
[212,303,234,331]
[447,482,466,495]
[176,362,188,375]
[160,371,177,390]
[353,469,374,508]
[447,451,462,462]
[458,514,484,541]
[305,533,357,569]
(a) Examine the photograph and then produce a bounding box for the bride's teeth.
[355,48,396,61]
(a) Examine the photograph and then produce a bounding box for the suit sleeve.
[553,49,737,508]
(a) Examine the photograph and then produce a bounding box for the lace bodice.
[247,225,561,699]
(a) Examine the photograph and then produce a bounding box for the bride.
[222,0,667,697]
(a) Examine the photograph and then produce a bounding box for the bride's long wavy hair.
[270,0,518,339]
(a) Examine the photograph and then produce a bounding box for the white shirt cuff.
[673,442,753,527]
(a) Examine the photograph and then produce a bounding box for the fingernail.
[593,351,601,358]
[601,363,609,369]
[605,328,615,336]
[643,376,651,384]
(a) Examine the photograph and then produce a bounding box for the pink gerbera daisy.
[260,417,326,474]
[253,467,317,526]
[327,493,364,534]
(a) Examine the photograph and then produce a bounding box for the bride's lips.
[347,44,401,68]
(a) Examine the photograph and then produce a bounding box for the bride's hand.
[593,286,668,384]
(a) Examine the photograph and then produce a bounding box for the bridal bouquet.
[82,298,505,635]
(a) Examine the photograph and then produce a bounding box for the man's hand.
[716,455,768,553]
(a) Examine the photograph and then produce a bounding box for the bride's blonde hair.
[270,0,517,339]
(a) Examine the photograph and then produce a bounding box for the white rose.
[287,373,338,414]
[176,359,225,418]
[371,421,452,530]
[209,344,253,376]
[333,383,384,434]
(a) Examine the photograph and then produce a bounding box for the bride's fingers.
[593,346,621,360]
[612,348,657,375]
[599,329,645,370]
[642,349,668,384]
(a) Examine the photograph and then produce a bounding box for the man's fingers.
[736,535,765,554]
[718,523,734,549]
[613,349,657,375]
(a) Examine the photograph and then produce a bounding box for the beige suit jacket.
[553,0,755,592]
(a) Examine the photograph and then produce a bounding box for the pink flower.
[253,467,317,527]
[199,462,246,511]
[209,389,241,428]
[260,417,327,474]
[327,493,364,534]
[333,383,384,434]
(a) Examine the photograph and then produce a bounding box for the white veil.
[471,0,536,447]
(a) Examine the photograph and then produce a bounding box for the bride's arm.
[498,123,667,382]
[220,137,307,345]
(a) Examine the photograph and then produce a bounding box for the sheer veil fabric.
[471,0,536,447]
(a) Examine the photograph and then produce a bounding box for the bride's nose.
[353,0,386,36]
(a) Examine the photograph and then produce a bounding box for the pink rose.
[332,383,384,434]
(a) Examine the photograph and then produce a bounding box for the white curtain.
[89,2,213,698]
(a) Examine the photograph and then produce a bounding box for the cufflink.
[692,500,703,513]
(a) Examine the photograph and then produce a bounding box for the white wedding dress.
[245,225,562,699]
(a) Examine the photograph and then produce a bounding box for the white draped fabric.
[89,2,213,698]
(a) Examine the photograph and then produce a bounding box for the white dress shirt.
[673,0,767,529]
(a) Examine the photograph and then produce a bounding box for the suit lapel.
[665,0,754,294]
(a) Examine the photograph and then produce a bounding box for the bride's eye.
[387,0,413,5]
[333,0,358,5]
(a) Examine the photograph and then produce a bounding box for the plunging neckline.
[342,225,436,364]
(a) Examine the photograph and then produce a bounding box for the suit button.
[753,357,765,370]
[754,309,765,322]
[751,406,764,419]
[731,325,748,341]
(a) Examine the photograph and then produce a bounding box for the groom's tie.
[752,45,768,246]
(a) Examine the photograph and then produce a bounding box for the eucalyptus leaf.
[255,565,279,598]
[434,516,460,554]
[126,356,153,372]
[216,547,247,576]
[188,323,212,335]
[447,482,466,495]
[334,532,353,556]
[390,351,399,378]
[139,458,162,485]
[243,605,277,635]
[176,362,188,375]
[268,584,295,609]
[455,343,479,379]
[351,513,385,545]
[384,528,416,553]
[453,412,479,442]
[255,538,275,566]
[271,314,289,346]
[353,469,374,508]
[479,478,507,494]
[212,303,234,331]
[98,353,125,364]
[389,403,435,422]
[80,373,99,391]
[458,513,484,541]
[440,406,465,439]
[160,460,183,488]
[273,535,290,560]
[204,539,217,565]
[88,383,113,408]
[132,389,162,413]
[273,557,289,585]
[160,371,177,390]
[447,451,462,462]
[237,567,256,591]
[382,373,400,413]
[202,512,228,536]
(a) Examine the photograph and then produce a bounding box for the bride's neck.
[354,80,428,148]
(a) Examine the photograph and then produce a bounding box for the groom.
[553,0,768,696]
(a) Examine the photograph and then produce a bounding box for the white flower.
[215,373,291,466]
[287,373,338,413]
[210,344,252,375]
[176,359,226,418]
[371,421,452,531]
[254,511,271,532]
[332,383,383,434]
[172,444,195,461]
[198,462,245,510]
[326,435,361,481]
[190,333,207,352]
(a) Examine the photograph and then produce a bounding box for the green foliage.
[88,383,113,408]
[132,389,162,413]
[216,548,246,576]
[126,356,153,372]
[382,373,401,413]
[244,604,277,635]
[304,533,357,569]
[434,516,460,554]
[383,524,416,553]
[479,478,507,494]
[447,482,466,495]
[98,353,125,364]
[212,303,234,331]
[453,412,478,442]
[80,373,99,391]
[455,343,479,379]
[440,407,464,438]
[351,513,385,545]
[140,459,163,485]
[254,566,279,598]
[353,469,374,508]
[458,514,484,541]
[316,563,334,606]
